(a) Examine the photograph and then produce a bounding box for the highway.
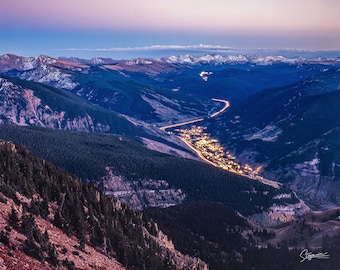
[160,98,230,131]
[159,118,204,131]
[159,98,282,189]
[209,98,230,118]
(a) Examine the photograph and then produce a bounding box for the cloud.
[64,44,235,53]
[60,44,340,60]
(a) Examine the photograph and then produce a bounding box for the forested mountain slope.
[0,139,207,269]
[0,124,297,215]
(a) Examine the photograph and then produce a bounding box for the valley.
[160,97,281,188]
[175,125,282,189]
[0,52,339,269]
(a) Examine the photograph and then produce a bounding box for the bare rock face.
[19,65,79,90]
[262,154,340,209]
[0,77,110,132]
[0,54,82,90]
[144,225,208,270]
[102,167,186,210]
[289,173,340,209]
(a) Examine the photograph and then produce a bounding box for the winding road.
[160,98,230,131]
[159,98,282,189]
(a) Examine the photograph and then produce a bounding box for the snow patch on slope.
[244,125,282,142]
[20,66,78,90]
[142,137,198,159]
[141,94,183,122]
[294,156,320,176]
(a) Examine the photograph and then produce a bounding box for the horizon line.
[63,44,340,53]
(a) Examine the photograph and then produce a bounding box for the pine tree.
[8,207,19,228]
[25,233,44,262]
[47,243,59,267]
[0,231,10,245]
[53,211,63,228]
[20,212,35,234]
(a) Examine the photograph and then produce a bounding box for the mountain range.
[0,52,340,269]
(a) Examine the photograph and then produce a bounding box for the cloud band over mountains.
[65,44,235,52]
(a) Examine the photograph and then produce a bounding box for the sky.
[1,0,340,59]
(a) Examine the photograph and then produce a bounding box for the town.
[176,125,262,176]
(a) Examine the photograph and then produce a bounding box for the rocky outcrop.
[103,167,186,210]
[0,54,86,90]
[144,225,208,270]
[19,65,78,90]
[0,77,110,132]
[290,173,340,209]
[263,159,340,210]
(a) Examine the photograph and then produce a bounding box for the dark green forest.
[0,124,297,216]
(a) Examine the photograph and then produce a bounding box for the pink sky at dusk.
[1,0,340,57]
[3,0,340,34]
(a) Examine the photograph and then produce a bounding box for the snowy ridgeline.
[157,54,338,65]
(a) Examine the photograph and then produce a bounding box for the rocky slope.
[0,139,207,270]
[0,54,86,90]
[0,194,127,270]
[0,75,138,135]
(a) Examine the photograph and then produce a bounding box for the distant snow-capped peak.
[0,54,57,71]
[159,54,302,65]
[126,58,153,65]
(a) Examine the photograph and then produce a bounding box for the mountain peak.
[159,53,305,65]
[36,55,57,65]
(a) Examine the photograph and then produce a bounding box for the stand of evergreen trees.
[0,140,176,269]
[0,124,297,217]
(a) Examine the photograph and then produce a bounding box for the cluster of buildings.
[177,125,260,177]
